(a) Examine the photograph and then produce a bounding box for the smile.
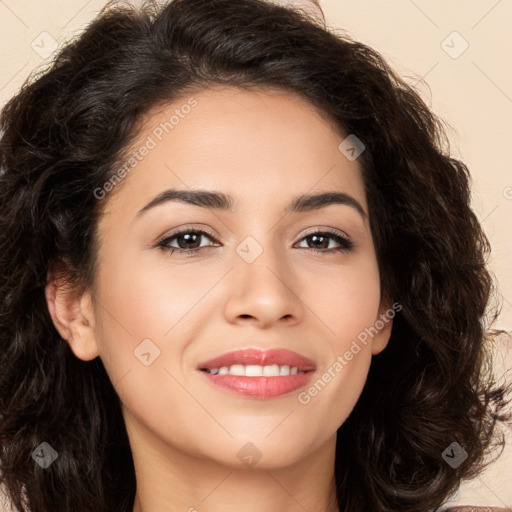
[197,348,316,399]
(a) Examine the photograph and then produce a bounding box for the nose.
[223,244,303,328]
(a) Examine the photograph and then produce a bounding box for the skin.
[46,85,392,512]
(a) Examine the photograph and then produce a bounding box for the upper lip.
[197,348,316,372]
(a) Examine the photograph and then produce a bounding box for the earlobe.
[45,270,100,361]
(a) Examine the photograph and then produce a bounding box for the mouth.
[197,348,316,399]
[200,364,311,376]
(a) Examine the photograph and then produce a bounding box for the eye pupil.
[179,232,200,249]
[310,234,328,249]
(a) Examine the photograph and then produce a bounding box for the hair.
[0,0,511,511]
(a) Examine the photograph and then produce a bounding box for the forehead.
[102,86,367,219]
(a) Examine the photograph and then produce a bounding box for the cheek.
[297,319,375,435]
[91,246,228,385]
[90,249,172,383]
[294,253,380,422]
[299,250,382,342]
[297,353,371,438]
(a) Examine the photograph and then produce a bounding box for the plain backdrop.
[0,0,511,509]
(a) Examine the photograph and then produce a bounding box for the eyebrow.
[136,188,367,221]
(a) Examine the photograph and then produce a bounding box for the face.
[50,86,392,470]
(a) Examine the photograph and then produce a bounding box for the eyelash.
[155,227,354,257]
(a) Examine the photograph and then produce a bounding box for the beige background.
[0,0,511,510]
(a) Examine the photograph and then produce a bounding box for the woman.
[0,0,510,511]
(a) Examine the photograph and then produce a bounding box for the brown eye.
[156,229,219,256]
[296,230,353,253]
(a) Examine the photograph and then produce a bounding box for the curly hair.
[0,1,511,511]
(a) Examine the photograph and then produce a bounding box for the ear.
[45,265,100,361]
[371,294,397,355]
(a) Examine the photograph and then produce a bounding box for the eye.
[156,228,219,256]
[295,229,353,254]
[155,227,354,257]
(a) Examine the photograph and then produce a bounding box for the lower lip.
[200,370,315,399]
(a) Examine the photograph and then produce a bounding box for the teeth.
[280,364,289,375]
[204,364,305,376]
[246,365,263,376]
[229,364,245,376]
[263,364,279,376]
